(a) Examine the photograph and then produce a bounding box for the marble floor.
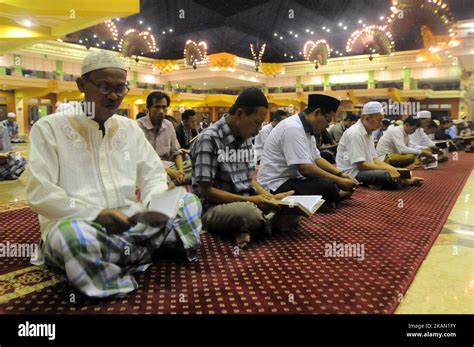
[1,143,473,313]
[396,171,474,314]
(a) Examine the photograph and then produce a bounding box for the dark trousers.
[355,170,402,190]
[273,177,340,204]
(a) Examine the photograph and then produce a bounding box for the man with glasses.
[26,50,202,298]
[257,94,359,212]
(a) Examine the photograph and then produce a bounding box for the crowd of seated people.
[13,50,471,299]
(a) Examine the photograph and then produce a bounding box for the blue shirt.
[445,125,458,139]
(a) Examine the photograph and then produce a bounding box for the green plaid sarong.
[42,192,202,298]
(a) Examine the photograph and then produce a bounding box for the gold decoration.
[208,52,237,71]
[153,60,180,73]
[261,63,284,76]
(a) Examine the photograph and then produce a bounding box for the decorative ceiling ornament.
[386,0,453,36]
[416,25,458,65]
[250,42,266,71]
[153,60,180,73]
[208,52,237,72]
[68,20,119,49]
[346,25,394,59]
[260,63,285,76]
[184,40,207,70]
[118,29,157,62]
[303,40,330,69]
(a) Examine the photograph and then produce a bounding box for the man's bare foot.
[235,231,251,249]
[338,190,353,200]
[402,177,424,187]
[270,215,302,232]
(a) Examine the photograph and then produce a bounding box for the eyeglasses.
[85,79,130,96]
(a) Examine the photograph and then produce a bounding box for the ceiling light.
[139,20,143,24]
[22,19,33,27]
[358,19,363,24]
[338,22,343,26]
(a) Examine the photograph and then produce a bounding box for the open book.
[278,195,325,217]
[423,154,438,170]
[130,187,186,226]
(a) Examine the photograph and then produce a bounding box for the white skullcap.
[415,110,431,119]
[81,50,126,76]
[362,101,383,116]
[453,119,465,125]
[7,112,16,118]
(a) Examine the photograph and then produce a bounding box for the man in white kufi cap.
[336,101,424,189]
[4,112,19,140]
[26,49,203,298]
[409,110,436,152]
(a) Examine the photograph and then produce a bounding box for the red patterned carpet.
[0,153,472,314]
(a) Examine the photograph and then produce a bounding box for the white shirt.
[410,128,434,150]
[254,123,273,161]
[376,125,422,160]
[336,120,378,177]
[0,122,11,152]
[27,111,168,240]
[257,114,321,192]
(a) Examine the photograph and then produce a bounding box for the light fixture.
[358,19,363,24]
[21,19,33,27]
[343,26,347,30]
[139,20,143,24]
[169,29,173,32]
[338,22,343,26]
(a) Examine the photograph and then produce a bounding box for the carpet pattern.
[0,153,472,314]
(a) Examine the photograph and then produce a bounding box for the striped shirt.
[191,115,256,209]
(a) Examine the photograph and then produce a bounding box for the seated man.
[191,88,294,249]
[26,51,202,298]
[409,110,437,153]
[336,101,423,189]
[435,118,453,140]
[372,118,390,141]
[254,109,288,163]
[0,120,26,180]
[328,113,359,143]
[316,127,338,163]
[258,94,359,211]
[376,116,433,167]
[3,112,22,142]
[446,119,465,139]
[175,109,198,150]
[137,91,191,185]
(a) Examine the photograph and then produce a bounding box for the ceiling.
[0,0,140,54]
[64,0,474,63]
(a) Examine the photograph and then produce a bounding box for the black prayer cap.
[230,87,268,114]
[307,94,341,112]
